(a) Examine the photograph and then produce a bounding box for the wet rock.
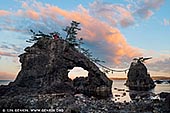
[114,88,117,90]
[160,92,170,98]
[117,88,125,91]
[167,80,170,84]
[115,94,121,97]
[65,104,80,113]
[164,94,170,112]
[125,60,155,91]
[122,93,126,96]
[155,80,164,84]
[158,92,170,112]
[125,90,130,92]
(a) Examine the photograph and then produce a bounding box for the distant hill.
[109,77,127,80]
[151,76,170,80]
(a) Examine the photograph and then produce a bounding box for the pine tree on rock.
[63,21,81,46]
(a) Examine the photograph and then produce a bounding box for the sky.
[0,0,170,80]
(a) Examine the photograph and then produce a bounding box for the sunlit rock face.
[0,38,112,96]
[125,61,155,91]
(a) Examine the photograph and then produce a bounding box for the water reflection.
[112,80,170,102]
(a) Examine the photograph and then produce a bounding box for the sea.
[0,80,170,102]
[112,80,170,102]
[0,80,12,85]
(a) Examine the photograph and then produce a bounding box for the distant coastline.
[109,76,170,80]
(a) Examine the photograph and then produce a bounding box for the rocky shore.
[0,92,169,113]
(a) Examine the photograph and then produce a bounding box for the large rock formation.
[0,38,112,97]
[125,60,155,90]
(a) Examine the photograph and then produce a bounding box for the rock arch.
[68,67,88,80]
[1,38,112,97]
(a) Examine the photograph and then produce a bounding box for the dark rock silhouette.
[0,38,112,97]
[125,59,155,90]
[160,92,170,112]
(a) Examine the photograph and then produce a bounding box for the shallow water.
[112,80,131,102]
[0,80,12,85]
[112,80,170,102]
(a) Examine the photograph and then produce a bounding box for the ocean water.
[0,80,12,85]
[112,80,170,102]
[0,80,169,102]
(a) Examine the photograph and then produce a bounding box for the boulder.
[125,60,155,90]
[0,38,112,97]
[160,92,170,112]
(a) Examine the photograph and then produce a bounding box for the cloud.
[145,0,164,9]
[89,0,134,27]
[41,3,141,64]
[0,24,28,33]
[147,57,170,73]
[89,0,164,26]
[135,9,153,19]
[0,0,165,66]
[0,71,15,80]
[134,0,164,19]
[16,9,40,20]
[0,45,11,49]
[163,18,170,26]
[0,1,142,65]
[0,51,17,57]
[9,44,22,54]
[0,43,22,55]
[0,10,10,16]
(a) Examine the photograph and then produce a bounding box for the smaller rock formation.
[125,58,155,90]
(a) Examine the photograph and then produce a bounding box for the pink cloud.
[26,10,40,20]
[0,51,17,57]
[114,5,134,27]
[35,2,141,64]
[0,10,10,16]
[0,71,15,80]
[89,1,134,27]
[21,1,29,8]
[16,9,40,20]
